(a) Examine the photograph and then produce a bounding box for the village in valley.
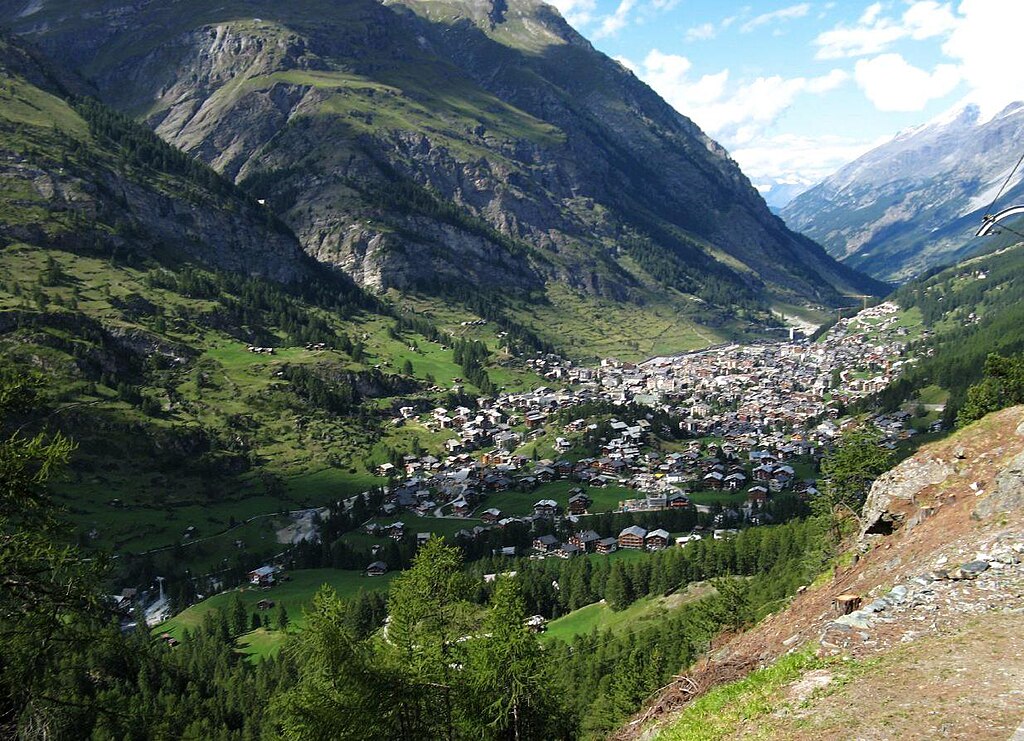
[290,300,930,574]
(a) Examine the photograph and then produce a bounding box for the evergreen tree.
[229,591,248,637]
[470,578,566,740]
[276,601,289,631]
[605,562,634,611]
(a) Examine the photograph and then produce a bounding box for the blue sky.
[548,0,1024,197]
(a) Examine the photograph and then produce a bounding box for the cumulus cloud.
[733,133,886,186]
[942,0,1024,119]
[740,3,811,34]
[593,0,638,38]
[814,1,957,59]
[547,0,597,27]
[633,50,849,146]
[854,53,960,112]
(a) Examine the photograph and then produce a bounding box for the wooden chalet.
[618,525,647,550]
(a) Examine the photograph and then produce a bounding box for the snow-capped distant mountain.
[781,102,1024,282]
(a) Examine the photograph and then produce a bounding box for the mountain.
[0,31,502,570]
[2,0,884,330]
[873,235,1024,422]
[754,177,813,212]
[782,102,1024,283]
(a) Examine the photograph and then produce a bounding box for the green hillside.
[0,35,547,586]
[872,238,1024,421]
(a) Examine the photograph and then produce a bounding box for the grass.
[521,284,720,362]
[156,567,397,655]
[656,650,824,740]
[543,582,716,642]
[481,481,638,516]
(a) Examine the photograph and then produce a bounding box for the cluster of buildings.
[349,302,914,552]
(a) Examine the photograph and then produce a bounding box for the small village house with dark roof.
[533,534,560,553]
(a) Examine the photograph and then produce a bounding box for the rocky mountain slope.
[782,102,1024,283]
[0,35,319,284]
[2,0,884,323]
[621,405,1024,739]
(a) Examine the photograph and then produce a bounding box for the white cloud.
[547,0,597,27]
[634,50,850,146]
[740,3,811,33]
[684,22,717,42]
[941,0,1024,120]
[814,1,957,59]
[854,53,960,111]
[733,133,885,185]
[593,0,637,38]
[805,68,849,94]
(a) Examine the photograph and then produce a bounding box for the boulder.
[973,449,1024,519]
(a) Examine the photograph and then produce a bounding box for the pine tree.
[605,562,634,611]
[229,592,248,637]
[276,601,289,631]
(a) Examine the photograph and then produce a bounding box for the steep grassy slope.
[3,0,885,333]
[0,35,544,581]
[625,406,1024,740]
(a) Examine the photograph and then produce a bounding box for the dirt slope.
[622,405,1024,740]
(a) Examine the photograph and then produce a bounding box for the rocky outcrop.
[974,448,1024,520]
[860,456,954,536]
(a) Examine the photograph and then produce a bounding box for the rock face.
[860,406,1024,537]
[2,0,885,311]
[860,456,954,536]
[782,102,1024,283]
[974,448,1024,520]
[0,35,319,286]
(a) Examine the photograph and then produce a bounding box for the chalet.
[385,521,406,540]
[248,565,277,587]
[618,525,647,550]
[667,493,691,509]
[416,532,433,546]
[256,599,275,610]
[533,534,560,553]
[569,529,601,552]
[533,465,555,482]
[567,491,592,515]
[557,543,582,559]
[724,471,747,490]
[746,485,769,503]
[366,561,389,577]
[533,499,560,518]
[702,471,724,490]
[480,507,503,525]
[645,528,670,551]
[596,537,619,554]
[452,498,472,517]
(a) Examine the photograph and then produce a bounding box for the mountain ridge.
[2,0,886,320]
[782,100,1024,283]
